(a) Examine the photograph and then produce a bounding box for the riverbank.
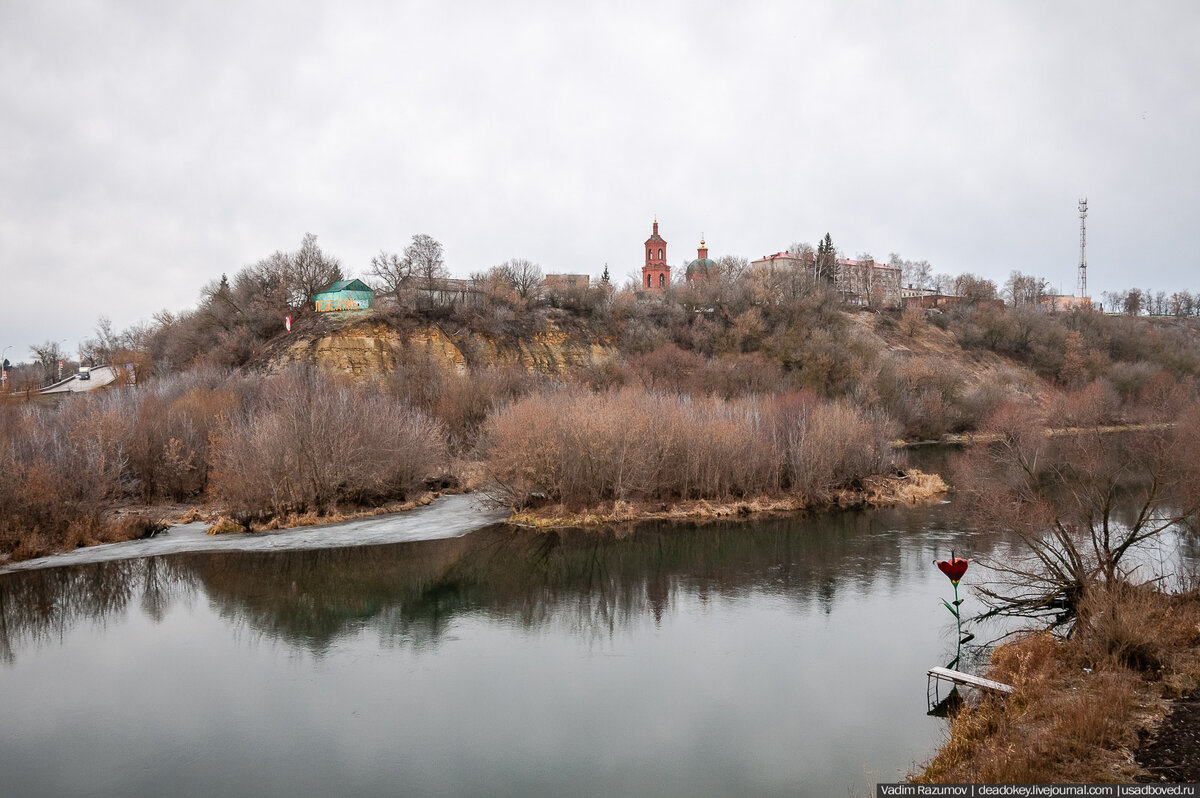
[0,493,508,574]
[205,491,442,534]
[903,422,1176,448]
[914,586,1200,783]
[0,488,457,566]
[508,469,947,528]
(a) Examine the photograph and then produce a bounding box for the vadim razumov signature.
[877,784,1199,798]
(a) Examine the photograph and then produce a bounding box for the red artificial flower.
[936,557,970,585]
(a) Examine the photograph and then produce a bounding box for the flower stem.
[954,582,962,640]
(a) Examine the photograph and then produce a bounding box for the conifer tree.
[816,233,837,283]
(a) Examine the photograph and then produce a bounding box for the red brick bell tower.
[642,218,670,290]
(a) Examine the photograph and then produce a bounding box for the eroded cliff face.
[263,313,614,377]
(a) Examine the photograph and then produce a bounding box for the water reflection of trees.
[0,557,199,663]
[1,503,1029,658]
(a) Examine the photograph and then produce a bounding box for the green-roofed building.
[315,279,374,312]
[685,237,719,283]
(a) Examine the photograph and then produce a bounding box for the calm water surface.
[0,496,1021,797]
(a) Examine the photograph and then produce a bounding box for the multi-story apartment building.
[750,251,902,307]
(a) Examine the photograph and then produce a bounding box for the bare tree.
[889,252,929,293]
[406,234,448,293]
[247,235,342,310]
[368,250,414,305]
[29,338,71,384]
[30,341,69,383]
[1168,291,1196,318]
[1003,271,1049,307]
[790,242,816,260]
[715,254,749,282]
[957,403,1200,628]
[889,253,911,289]
[839,254,879,307]
[953,273,999,306]
[289,233,343,308]
[1123,288,1144,316]
[80,315,122,366]
[931,273,955,296]
[494,258,544,301]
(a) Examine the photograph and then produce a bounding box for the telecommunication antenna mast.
[1076,198,1088,298]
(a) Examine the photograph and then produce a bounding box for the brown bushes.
[479,386,897,510]
[0,403,126,558]
[210,368,447,519]
[384,360,540,450]
[627,345,788,399]
[0,366,451,560]
[94,370,248,501]
[0,376,243,558]
[1043,380,1121,428]
[785,401,896,496]
[872,355,1021,440]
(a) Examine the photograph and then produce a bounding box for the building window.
[645,273,651,288]
[658,248,663,260]
[659,273,665,287]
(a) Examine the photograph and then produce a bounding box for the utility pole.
[1076,198,1088,299]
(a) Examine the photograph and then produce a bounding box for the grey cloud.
[2,0,1198,355]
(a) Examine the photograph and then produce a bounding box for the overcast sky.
[2,0,1198,360]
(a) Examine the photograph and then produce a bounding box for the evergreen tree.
[601,263,610,285]
[816,233,837,283]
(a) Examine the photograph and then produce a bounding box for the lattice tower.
[1077,198,1088,298]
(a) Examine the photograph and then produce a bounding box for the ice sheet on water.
[0,494,508,574]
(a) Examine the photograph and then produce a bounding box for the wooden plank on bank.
[927,666,1014,695]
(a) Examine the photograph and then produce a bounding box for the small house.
[315,279,374,312]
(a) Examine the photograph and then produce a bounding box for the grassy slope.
[916,587,1200,783]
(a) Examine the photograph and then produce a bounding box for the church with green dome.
[640,220,719,290]
[685,237,718,283]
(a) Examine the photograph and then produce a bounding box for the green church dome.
[686,257,718,275]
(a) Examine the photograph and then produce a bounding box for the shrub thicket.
[89,370,249,501]
[480,386,897,510]
[383,359,541,451]
[0,403,129,558]
[210,368,447,519]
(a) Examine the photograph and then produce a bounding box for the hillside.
[8,283,1200,563]
[252,310,617,378]
[234,302,1062,444]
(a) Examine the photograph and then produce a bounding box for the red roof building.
[642,219,670,290]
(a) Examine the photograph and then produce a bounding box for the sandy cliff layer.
[261,312,615,377]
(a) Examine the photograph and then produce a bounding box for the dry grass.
[206,517,247,535]
[917,586,1200,784]
[510,470,945,527]
[173,507,206,524]
[206,492,439,534]
[832,469,947,507]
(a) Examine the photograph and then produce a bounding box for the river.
[2,485,1186,797]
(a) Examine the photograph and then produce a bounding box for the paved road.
[38,365,119,394]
